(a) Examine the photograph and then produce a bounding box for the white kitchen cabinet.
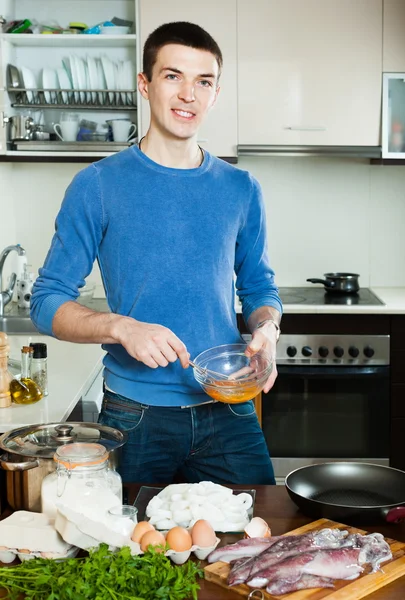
[137,0,237,158]
[237,0,383,148]
[383,0,405,72]
[0,0,139,159]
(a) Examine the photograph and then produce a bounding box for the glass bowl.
[192,343,273,404]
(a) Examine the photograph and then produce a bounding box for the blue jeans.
[98,391,275,485]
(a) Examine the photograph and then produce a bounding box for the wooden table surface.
[127,483,405,600]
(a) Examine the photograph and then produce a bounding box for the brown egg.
[17,549,31,554]
[140,530,166,553]
[166,527,193,552]
[131,521,155,543]
[191,519,217,548]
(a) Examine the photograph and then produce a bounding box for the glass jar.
[41,442,122,519]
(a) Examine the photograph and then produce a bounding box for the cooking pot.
[306,272,360,294]
[0,422,126,512]
[286,462,405,524]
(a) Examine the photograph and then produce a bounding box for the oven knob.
[364,346,375,359]
[302,346,312,357]
[349,346,360,358]
[286,346,297,357]
[334,346,344,358]
[318,346,329,358]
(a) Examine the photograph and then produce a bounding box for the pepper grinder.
[0,332,12,408]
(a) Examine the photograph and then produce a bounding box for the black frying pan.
[285,462,405,524]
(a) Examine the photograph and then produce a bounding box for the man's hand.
[114,317,189,369]
[245,323,278,393]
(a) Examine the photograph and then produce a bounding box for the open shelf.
[0,34,137,48]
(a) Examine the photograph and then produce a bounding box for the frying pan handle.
[385,506,405,523]
[306,278,335,288]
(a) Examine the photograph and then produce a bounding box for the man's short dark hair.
[142,21,223,82]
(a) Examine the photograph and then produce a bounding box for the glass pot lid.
[0,422,126,459]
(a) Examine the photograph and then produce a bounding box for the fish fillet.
[267,573,335,595]
[228,528,350,587]
[247,547,363,589]
[207,536,279,564]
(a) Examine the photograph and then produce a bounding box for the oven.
[261,333,390,485]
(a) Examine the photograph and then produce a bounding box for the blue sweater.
[31,146,282,406]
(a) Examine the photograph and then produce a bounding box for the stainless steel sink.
[0,316,39,334]
[0,304,39,334]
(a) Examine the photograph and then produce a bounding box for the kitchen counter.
[236,288,405,315]
[125,484,405,600]
[0,334,104,433]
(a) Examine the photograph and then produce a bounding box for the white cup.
[111,119,137,142]
[53,113,80,142]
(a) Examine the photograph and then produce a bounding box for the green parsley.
[0,544,203,599]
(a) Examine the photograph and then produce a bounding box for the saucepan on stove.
[306,272,360,294]
[286,462,405,524]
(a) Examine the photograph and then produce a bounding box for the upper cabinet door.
[237,0,382,147]
[138,0,237,157]
[383,0,405,72]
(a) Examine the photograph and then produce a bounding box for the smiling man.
[31,22,282,485]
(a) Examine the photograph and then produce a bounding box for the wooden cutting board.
[204,518,405,599]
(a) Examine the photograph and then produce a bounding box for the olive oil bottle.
[10,346,43,405]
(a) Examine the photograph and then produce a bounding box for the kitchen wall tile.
[238,157,371,287]
[369,166,405,287]
[1,156,405,292]
[0,164,17,280]
[10,163,104,290]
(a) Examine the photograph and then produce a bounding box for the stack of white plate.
[19,56,137,106]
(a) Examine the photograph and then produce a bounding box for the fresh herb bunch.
[0,544,203,600]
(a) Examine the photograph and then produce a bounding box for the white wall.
[0,156,405,290]
[238,156,405,288]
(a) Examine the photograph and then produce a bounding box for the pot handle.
[0,453,40,471]
[385,506,405,523]
[306,278,335,288]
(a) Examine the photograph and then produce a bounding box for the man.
[31,21,282,485]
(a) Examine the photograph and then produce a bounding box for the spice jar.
[41,442,122,519]
[30,342,48,396]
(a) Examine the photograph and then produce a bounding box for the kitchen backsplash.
[1,156,405,290]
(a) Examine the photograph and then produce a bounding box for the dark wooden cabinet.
[390,316,405,470]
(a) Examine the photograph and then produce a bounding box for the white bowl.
[100,26,130,35]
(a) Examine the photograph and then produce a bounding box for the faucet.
[0,244,26,317]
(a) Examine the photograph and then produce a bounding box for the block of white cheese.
[0,511,73,553]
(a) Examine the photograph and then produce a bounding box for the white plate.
[57,67,71,103]
[75,56,87,103]
[122,60,136,105]
[20,66,37,103]
[96,58,106,103]
[42,68,58,104]
[69,55,80,102]
[86,56,99,103]
[101,55,116,102]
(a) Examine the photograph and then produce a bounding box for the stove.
[278,287,384,306]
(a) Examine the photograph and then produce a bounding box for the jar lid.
[30,342,47,358]
[54,442,108,469]
[0,422,126,459]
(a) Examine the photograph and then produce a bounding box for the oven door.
[262,365,390,481]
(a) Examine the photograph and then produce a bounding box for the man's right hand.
[113,317,189,369]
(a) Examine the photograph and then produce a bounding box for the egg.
[166,527,193,552]
[131,521,156,543]
[191,519,217,548]
[140,530,166,553]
